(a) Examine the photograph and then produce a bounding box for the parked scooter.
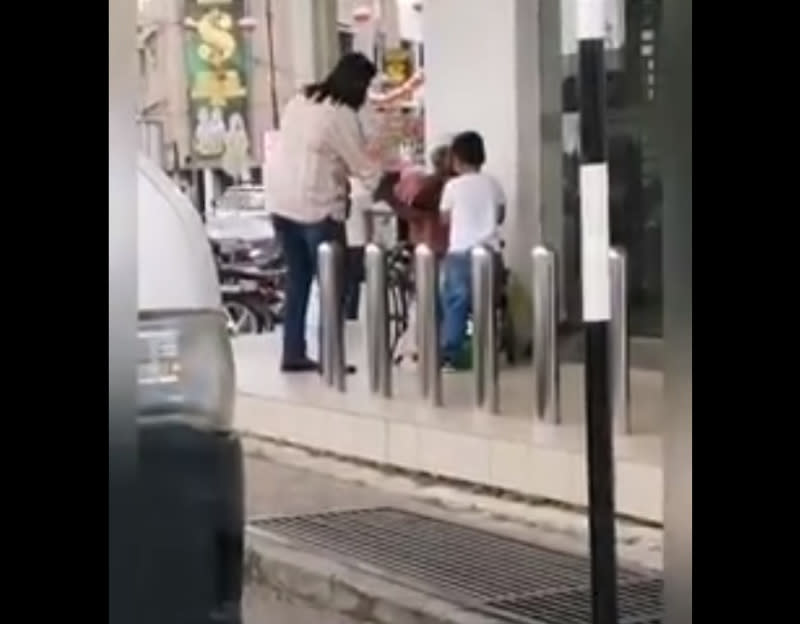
[211,239,286,335]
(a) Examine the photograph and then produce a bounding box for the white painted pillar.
[287,0,338,88]
[424,0,563,342]
[286,0,315,89]
[349,0,378,61]
[378,0,401,48]
[313,0,340,78]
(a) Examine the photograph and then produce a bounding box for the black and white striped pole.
[577,2,619,624]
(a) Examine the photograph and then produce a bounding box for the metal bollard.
[532,246,560,424]
[609,247,630,434]
[365,243,392,397]
[318,241,346,391]
[414,244,442,406]
[471,246,499,413]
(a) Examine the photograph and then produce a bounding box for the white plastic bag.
[305,279,320,359]
[395,297,418,370]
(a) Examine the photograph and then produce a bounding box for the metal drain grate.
[249,507,663,624]
[487,578,663,624]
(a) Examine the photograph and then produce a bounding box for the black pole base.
[585,321,619,624]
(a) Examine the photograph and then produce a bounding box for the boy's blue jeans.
[440,251,472,365]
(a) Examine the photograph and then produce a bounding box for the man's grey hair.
[430,144,449,167]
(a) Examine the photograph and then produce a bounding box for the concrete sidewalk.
[242,437,662,623]
[233,328,664,523]
[244,452,497,623]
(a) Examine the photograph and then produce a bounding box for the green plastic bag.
[455,323,473,370]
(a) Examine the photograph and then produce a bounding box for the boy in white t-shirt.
[439,131,506,370]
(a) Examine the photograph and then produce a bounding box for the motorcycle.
[211,239,286,335]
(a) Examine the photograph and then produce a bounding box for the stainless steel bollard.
[365,243,392,397]
[318,241,346,391]
[414,244,442,406]
[609,247,630,434]
[532,246,560,424]
[471,246,499,413]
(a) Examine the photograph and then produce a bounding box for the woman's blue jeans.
[272,215,345,366]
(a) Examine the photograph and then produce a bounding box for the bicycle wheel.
[388,282,407,355]
[224,300,259,336]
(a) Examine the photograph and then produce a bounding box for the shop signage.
[184,0,251,172]
[383,47,412,86]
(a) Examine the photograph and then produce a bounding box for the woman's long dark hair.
[304,53,377,111]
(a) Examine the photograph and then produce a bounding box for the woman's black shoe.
[317,364,358,375]
[280,359,319,373]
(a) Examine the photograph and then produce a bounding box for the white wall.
[424,1,542,332]
[424,0,566,340]
[423,0,519,229]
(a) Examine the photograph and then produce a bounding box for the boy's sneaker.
[442,360,459,373]
[441,357,470,373]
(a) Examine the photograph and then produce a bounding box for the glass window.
[560,0,664,338]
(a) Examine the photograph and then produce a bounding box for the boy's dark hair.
[451,131,486,168]
[304,53,377,110]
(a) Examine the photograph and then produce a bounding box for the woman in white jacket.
[266,53,382,372]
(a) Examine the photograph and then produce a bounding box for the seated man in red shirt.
[392,145,452,256]
[376,146,453,365]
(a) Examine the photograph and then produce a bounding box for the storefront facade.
[424,0,667,345]
[424,2,690,622]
